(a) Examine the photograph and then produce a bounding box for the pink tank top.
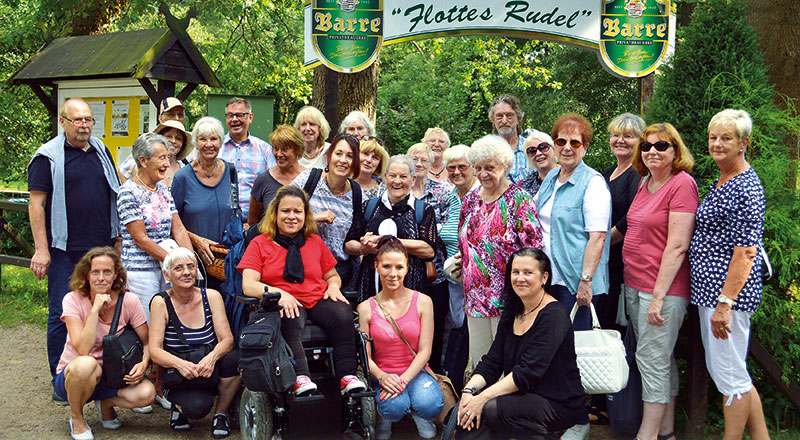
[369,290,421,375]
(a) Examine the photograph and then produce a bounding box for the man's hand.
[30,248,50,280]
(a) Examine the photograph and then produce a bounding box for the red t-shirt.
[237,233,337,308]
[622,171,699,298]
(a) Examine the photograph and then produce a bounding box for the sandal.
[657,432,676,440]
[212,414,231,439]
[588,406,609,425]
[170,407,190,432]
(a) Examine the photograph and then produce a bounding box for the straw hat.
[154,120,194,162]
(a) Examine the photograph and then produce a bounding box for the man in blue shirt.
[27,98,121,403]
[489,94,530,184]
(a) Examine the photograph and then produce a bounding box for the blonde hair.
[708,109,752,140]
[422,127,451,148]
[269,125,305,159]
[407,142,433,163]
[632,123,695,176]
[360,139,389,176]
[294,106,331,150]
[259,186,318,239]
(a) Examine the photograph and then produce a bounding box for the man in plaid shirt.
[489,94,530,184]
[219,97,276,220]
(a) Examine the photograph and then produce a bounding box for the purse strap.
[569,302,601,330]
[107,290,126,336]
[156,291,192,347]
[228,163,240,210]
[374,295,436,377]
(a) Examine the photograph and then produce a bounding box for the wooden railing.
[0,197,33,291]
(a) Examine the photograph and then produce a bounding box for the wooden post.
[638,72,655,116]
[323,66,339,143]
[684,305,708,439]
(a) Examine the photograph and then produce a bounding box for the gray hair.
[161,247,196,272]
[468,135,514,174]
[192,116,225,142]
[523,130,555,171]
[226,97,252,113]
[442,144,470,168]
[384,154,416,179]
[709,109,753,140]
[422,127,451,148]
[407,142,434,164]
[488,94,524,136]
[607,113,646,137]
[132,132,169,169]
[338,110,376,136]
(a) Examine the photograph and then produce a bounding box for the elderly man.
[489,94,530,184]
[27,98,121,403]
[219,97,276,220]
[158,96,185,124]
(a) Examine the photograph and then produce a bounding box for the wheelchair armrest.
[342,290,358,303]
[236,295,260,305]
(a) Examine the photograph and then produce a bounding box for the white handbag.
[570,302,629,394]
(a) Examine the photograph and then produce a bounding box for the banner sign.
[599,0,671,77]
[305,0,673,77]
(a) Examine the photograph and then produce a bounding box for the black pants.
[281,298,357,377]
[456,393,584,440]
[428,281,449,373]
[164,350,239,420]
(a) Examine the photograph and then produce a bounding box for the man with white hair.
[488,94,530,184]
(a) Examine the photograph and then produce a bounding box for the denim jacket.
[535,161,610,296]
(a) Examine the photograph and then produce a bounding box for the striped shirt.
[291,169,354,262]
[218,133,276,220]
[163,288,217,353]
[507,135,530,185]
[117,179,176,271]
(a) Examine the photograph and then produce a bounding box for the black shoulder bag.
[102,291,144,389]
[157,291,220,389]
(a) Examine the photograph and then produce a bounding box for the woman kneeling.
[149,248,241,438]
[55,247,155,440]
[457,249,585,440]
[357,237,443,439]
[240,185,366,396]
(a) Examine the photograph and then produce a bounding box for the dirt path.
[0,324,622,439]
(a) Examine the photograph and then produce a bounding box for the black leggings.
[456,393,584,440]
[164,350,239,420]
[428,281,449,373]
[281,298,357,377]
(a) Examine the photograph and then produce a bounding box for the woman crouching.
[149,248,240,438]
[55,246,154,440]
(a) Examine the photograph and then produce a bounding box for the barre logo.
[313,0,384,73]
[338,0,359,13]
[599,0,671,78]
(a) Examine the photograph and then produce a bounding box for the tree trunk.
[67,0,131,35]
[312,60,379,139]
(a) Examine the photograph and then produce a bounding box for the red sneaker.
[340,375,366,394]
[292,375,317,396]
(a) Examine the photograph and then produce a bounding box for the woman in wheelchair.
[455,249,585,440]
[149,248,241,438]
[357,236,443,439]
[240,185,367,396]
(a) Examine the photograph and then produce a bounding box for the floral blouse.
[420,178,452,285]
[689,168,765,313]
[458,183,543,317]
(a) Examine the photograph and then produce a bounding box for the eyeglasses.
[446,164,471,173]
[526,142,551,156]
[62,116,96,126]
[554,138,583,149]
[412,157,429,164]
[171,263,197,273]
[225,112,251,120]
[640,141,673,152]
[361,135,384,146]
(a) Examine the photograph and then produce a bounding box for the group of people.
[29,93,769,440]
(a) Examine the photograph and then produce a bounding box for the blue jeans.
[551,284,602,332]
[374,371,443,422]
[47,248,86,379]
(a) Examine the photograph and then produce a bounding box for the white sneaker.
[375,414,392,440]
[94,401,122,429]
[69,418,94,440]
[562,423,590,440]
[155,394,172,410]
[132,405,153,414]
[411,413,437,439]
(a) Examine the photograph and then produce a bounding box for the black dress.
[356,194,437,302]
[462,302,585,439]
[601,165,641,330]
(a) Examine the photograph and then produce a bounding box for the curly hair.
[69,247,127,297]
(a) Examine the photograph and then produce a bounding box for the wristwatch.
[580,273,593,282]
[717,294,735,306]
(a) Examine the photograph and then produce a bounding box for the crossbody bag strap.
[107,290,126,336]
[157,291,191,347]
[229,163,240,210]
[374,295,436,377]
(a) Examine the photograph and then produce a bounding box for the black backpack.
[238,309,296,393]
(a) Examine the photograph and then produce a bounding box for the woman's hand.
[646,297,666,326]
[190,234,218,266]
[315,210,336,224]
[451,252,462,278]
[196,352,218,378]
[279,292,303,319]
[360,233,380,255]
[124,359,149,385]
[378,373,406,396]
[576,280,593,306]
[92,293,112,312]
[711,303,732,340]
[378,388,397,402]
[324,286,349,303]
[458,393,487,430]
[176,359,200,380]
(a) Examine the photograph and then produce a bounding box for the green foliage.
[0,266,48,328]
[647,0,800,423]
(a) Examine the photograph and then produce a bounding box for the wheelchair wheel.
[358,368,376,439]
[239,388,272,440]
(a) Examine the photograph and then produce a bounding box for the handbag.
[157,292,220,389]
[208,164,244,280]
[570,302,629,394]
[374,298,459,424]
[102,290,144,389]
[607,324,643,434]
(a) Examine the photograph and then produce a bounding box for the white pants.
[466,316,501,367]
[127,269,167,322]
[698,306,754,404]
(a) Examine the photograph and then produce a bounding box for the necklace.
[518,292,546,322]
[429,165,444,179]
[134,172,157,192]
[304,145,323,160]
[326,174,348,196]
[197,159,219,178]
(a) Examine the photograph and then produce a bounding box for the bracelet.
[462,386,477,395]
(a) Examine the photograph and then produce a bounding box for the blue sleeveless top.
[163,288,217,352]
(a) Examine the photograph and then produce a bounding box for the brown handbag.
[374,297,459,424]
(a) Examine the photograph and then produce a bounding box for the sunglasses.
[640,141,673,152]
[554,138,583,148]
[526,142,551,156]
[361,135,384,146]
